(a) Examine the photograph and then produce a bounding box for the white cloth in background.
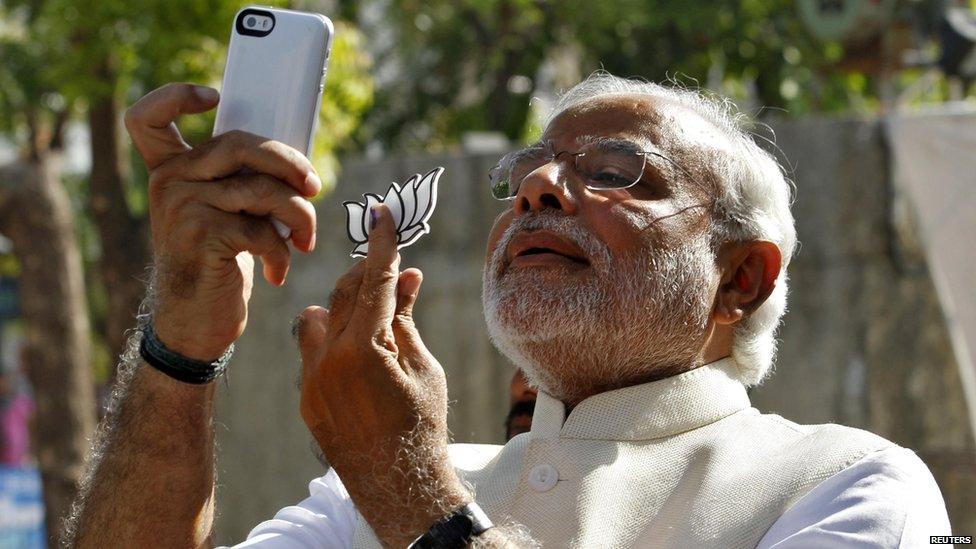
[886,106,976,430]
[221,359,951,548]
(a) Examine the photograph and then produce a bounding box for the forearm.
[64,333,218,549]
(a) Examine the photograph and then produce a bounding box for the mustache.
[489,211,611,275]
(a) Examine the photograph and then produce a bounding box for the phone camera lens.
[246,16,257,28]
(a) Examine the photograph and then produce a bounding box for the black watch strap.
[409,501,494,549]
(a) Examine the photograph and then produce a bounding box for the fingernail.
[370,205,380,230]
[305,172,322,195]
[195,86,219,102]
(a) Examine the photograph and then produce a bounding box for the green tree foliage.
[1,0,373,184]
[359,0,919,150]
[1,0,234,149]
[311,20,374,189]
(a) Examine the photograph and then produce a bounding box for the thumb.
[124,83,220,170]
[296,306,330,364]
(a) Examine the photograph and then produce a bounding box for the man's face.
[481,94,732,404]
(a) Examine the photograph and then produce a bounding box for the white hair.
[544,72,798,386]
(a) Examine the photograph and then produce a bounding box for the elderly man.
[65,74,950,548]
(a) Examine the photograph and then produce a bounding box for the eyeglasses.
[488,138,689,201]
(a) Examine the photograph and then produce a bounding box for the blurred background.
[1,0,975,546]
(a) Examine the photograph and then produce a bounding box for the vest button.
[528,463,558,492]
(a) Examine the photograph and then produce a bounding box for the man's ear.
[714,241,782,325]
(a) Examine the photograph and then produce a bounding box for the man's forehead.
[542,93,730,152]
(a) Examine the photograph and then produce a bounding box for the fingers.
[296,305,334,434]
[159,130,321,197]
[297,305,330,364]
[327,261,366,337]
[125,83,220,170]
[205,210,292,285]
[392,268,430,362]
[187,174,317,252]
[348,205,401,336]
[394,268,423,320]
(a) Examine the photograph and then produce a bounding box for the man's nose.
[513,163,579,216]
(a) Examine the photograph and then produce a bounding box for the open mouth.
[515,247,588,264]
[506,230,591,268]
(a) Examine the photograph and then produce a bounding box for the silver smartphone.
[213,6,333,238]
[213,6,333,156]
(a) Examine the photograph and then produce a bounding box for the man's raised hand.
[296,205,470,546]
[126,82,320,361]
[296,204,451,448]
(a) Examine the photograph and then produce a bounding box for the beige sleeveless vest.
[353,358,894,548]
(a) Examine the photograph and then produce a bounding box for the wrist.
[393,474,471,547]
[152,282,238,361]
[152,315,233,362]
[415,478,473,530]
[136,365,218,415]
[366,458,472,547]
[409,500,494,549]
[139,322,233,385]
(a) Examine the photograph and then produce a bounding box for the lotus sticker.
[342,167,443,258]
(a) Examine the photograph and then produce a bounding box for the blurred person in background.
[0,349,33,466]
[63,73,952,548]
[505,370,537,441]
[0,345,45,547]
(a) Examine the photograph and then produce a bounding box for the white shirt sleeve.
[757,446,951,548]
[219,468,358,549]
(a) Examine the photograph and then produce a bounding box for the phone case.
[213,6,333,155]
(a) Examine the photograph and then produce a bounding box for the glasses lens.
[577,142,646,190]
[489,147,549,200]
[489,164,512,200]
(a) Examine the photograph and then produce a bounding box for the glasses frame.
[488,139,692,201]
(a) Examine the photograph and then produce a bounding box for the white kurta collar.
[529,358,751,442]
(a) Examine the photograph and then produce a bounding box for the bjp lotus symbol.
[342,167,443,258]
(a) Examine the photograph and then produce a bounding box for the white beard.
[482,211,716,404]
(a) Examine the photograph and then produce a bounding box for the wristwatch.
[409,501,494,549]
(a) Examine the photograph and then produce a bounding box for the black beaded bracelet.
[138,323,233,384]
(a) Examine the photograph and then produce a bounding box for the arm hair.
[62,287,219,549]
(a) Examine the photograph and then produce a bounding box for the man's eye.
[588,169,635,188]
